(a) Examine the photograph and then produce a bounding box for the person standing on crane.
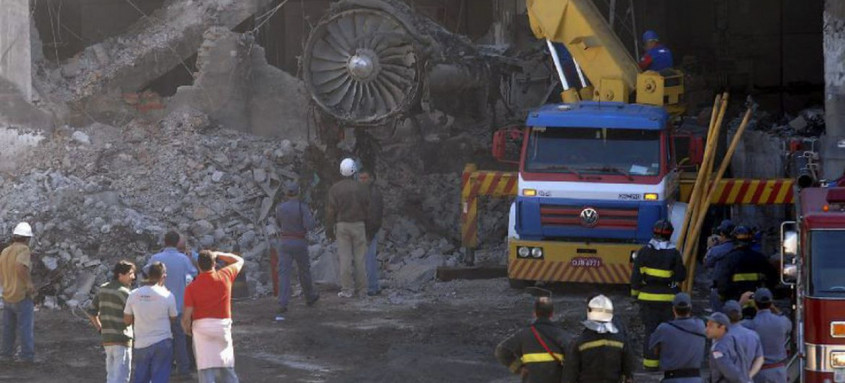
[630,219,687,371]
[638,30,674,71]
[495,296,568,382]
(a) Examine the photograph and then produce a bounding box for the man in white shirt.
[124,262,177,383]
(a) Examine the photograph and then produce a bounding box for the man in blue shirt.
[639,30,674,71]
[147,230,197,380]
[275,181,319,314]
[706,312,752,383]
[649,293,706,382]
[705,220,735,312]
[742,288,791,383]
[723,300,764,379]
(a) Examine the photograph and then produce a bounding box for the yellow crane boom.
[525,0,683,111]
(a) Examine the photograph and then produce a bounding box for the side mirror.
[492,127,523,164]
[780,222,797,285]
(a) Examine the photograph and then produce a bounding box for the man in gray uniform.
[706,312,752,383]
[648,293,706,382]
[275,181,319,313]
[723,300,764,379]
[742,288,791,383]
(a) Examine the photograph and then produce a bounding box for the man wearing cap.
[495,296,568,383]
[648,293,706,382]
[638,30,674,71]
[706,312,752,383]
[741,288,791,383]
[723,300,765,379]
[630,219,686,370]
[0,222,37,363]
[146,230,196,380]
[717,226,777,302]
[562,295,634,383]
[274,180,319,314]
[705,220,735,312]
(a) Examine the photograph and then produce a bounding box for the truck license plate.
[835,368,845,383]
[570,257,602,268]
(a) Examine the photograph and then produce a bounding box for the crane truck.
[499,0,686,286]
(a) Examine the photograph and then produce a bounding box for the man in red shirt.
[182,250,243,383]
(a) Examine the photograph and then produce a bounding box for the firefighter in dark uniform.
[716,226,777,303]
[495,297,568,383]
[630,219,687,370]
[562,294,635,383]
[648,293,706,382]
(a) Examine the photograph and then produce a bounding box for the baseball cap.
[672,292,691,308]
[706,312,730,327]
[722,300,741,315]
[754,288,773,303]
[284,181,299,195]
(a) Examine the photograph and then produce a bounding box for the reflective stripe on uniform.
[508,359,523,373]
[640,267,673,278]
[643,358,659,368]
[731,273,761,282]
[637,292,675,302]
[630,289,640,297]
[578,339,624,352]
[520,352,564,363]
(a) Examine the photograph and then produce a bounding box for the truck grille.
[540,204,639,230]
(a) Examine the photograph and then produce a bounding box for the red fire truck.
[782,185,845,382]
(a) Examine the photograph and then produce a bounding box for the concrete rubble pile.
[0,107,304,308]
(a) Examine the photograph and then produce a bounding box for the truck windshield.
[810,230,845,297]
[524,127,662,176]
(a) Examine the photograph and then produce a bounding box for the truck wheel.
[509,279,531,289]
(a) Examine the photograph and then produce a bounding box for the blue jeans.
[134,338,173,383]
[276,240,317,308]
[172,314,191,375]
[1,297,34,361]
[366,236,379,294]
[105,344,132,383]
[198,367,240,383]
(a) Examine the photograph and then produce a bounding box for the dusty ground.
[0,279,680,383]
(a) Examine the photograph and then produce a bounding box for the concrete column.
[0,0,31,101]
[823,0,845,179]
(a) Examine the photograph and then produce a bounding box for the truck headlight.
[644,193,658,201]
[831,351,845,367]
[531,247,543,258]
[517,246,530,258]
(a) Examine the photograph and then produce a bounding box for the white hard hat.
[12,222,33,237]
[587,294,614,322]
[340,158,357,177]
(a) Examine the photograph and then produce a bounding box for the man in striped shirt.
[87,260,136,383]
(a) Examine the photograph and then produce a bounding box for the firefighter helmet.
[587,294,614,322]
[732,225,753,242]
[652,219,674,240]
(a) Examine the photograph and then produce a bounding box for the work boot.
[337,291,353,298]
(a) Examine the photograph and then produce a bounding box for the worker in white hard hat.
[325,158,370,298]
[562,295,635,383]
[0,222,36,363]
